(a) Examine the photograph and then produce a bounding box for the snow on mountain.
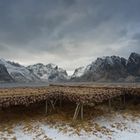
[0,52,139,83]
[0,59,40,82]
[86,56,127,72]
[27,63,68,82]
[71,53,140,82]
[71,55,128,82]
[71,67,85,78]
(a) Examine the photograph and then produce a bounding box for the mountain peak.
[34,63,44,66]
[72,55,128,82]
[46,63,57,69]
[27,63,68,82]
[127,52,140,76]
[130,52,140,57]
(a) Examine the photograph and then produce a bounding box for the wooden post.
[45,100,48,115]
[54,99,57,106]
[120,96,122,105]
[73,103,80,120]
[59,96,62,108]
[81,104,84,120]
[50,100,55,110]
[123,95,126,108]
[108,99,111,111]
[119,95,125,110]
[118,96,122,110]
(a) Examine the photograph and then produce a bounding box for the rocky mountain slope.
[27,63,68,82]
[71,67,85,78]
[71,52,140,82]
[0,64,13,82]
[127,53,140,76]
[0,59,68,83]
[0,59,40,82]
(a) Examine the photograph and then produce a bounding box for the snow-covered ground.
[0,105,140,140]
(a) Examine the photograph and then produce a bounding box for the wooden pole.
[73,103,80,120]
[50,100,55,110]
[120,95,125,110]
[123,95,126,108]
[54,99,58,106]
[108,99,111,111]
[45,100,48,115]
[59,96,62,108]
[120,96,122,105]
[81,104,84,120]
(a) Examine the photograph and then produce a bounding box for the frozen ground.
[0,104,140,140]
[1,112,140,140]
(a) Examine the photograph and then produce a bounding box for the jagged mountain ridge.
[71,52,140,82]
[0,59,40,82]
[0,59,68,82]
[27,63,68,82]
[0,52,140,83]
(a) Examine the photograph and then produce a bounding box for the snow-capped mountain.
[71,67,85,78]
[27,63,68,82]
[71,53,140,82]
[0,52,139,83]
[0,59,40,82]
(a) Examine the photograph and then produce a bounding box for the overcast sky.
[0,0,140,74]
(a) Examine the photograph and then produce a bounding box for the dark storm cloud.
[0,0,140,72]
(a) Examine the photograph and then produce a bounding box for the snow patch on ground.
[0,110,140,140]
[9,114,140,140]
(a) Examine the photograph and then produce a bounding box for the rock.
[0,64,13,82]
[127,52,140,76]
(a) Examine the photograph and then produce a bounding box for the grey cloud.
[0,0,140,71]
[132,33,140,40]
